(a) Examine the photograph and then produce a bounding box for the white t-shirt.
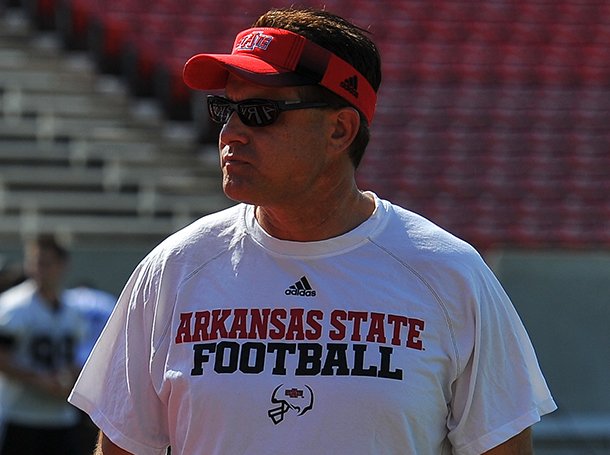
[69,194,556,454]
[0,280,84,426]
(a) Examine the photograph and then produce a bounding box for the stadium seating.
[0,8,232,244]
[1,0,609,250]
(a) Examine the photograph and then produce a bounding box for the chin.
[222,184,257,205]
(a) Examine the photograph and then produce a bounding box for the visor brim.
[183,54,315,90]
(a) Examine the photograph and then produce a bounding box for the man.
[0,235,84,454]
[69,8,556,454]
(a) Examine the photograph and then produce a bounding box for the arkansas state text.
[174,308,425,381]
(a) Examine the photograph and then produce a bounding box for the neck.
[37,285,61,310]
[255,185,375,242]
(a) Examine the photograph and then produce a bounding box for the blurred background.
[0,0,608,452]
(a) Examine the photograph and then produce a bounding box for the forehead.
[224,74,302,100]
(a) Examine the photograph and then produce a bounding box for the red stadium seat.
[466,20,511,44]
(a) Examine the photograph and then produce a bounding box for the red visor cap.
[183,27,377,124]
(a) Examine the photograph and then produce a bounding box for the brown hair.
[26,234,69,262]
[253,8,382,168]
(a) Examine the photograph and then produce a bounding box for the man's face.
[218,76,334,208]
[25,245,66,290]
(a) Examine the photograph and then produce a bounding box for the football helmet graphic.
[268,384,314,424]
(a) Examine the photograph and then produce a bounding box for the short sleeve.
[0,305,25,339]
[0,287,30,340]
[68,259,170,455]
[447,262,556,454]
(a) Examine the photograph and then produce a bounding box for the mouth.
[221,145,251,168]
[222,155,250,169]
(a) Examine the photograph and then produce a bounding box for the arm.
[483,427,533,455]
[0,347,78,399]
[94,432,134,455]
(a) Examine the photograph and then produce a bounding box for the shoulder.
[149,203,245,263]
[63,287,116,314]
[373,198,495,296]
[107,205,248,351]
[378,199,482,266]
[0,281,39,331]
[125,204,246,296]
[0,280,36,312]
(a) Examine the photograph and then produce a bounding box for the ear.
[328,107,360,156]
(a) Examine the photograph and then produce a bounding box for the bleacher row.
[2,0,609,250]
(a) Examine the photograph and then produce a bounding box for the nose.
[219,111,249,146]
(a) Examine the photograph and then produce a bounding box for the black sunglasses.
[207,95,329,127]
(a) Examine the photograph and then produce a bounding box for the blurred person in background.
[64,283,116,454]
[0,235,85,454]
[64,284,116,375]
[69,7,555,455]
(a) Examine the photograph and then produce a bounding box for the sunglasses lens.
[237,101,278,127]
[207,97,279,127]
[207,97,232,124]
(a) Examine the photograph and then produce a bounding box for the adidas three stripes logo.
[285,276,317,297]
[340,75,359,98]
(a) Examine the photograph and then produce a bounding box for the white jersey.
[0,280,84,426]
[69,194,556,455]
[64,286,116,367]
